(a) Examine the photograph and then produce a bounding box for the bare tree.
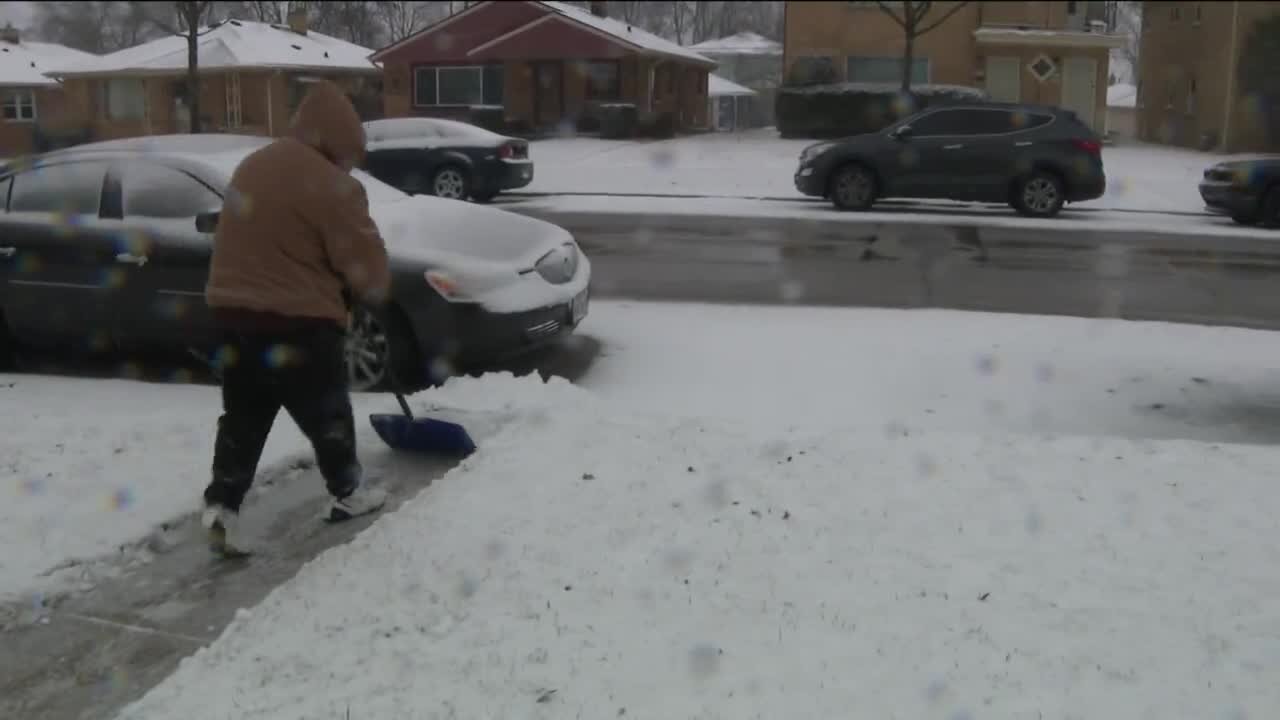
[132,1,218,132]
[34,1,158,53]
[875,1,971,91]
[376,2,446,43]
[1104,0,1141,83]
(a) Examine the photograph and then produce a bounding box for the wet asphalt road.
[509,205,1280,331]
[6,210,1280,719]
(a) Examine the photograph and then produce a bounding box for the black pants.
[203,324,361,512]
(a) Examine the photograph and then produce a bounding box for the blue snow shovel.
[369,362,477,458]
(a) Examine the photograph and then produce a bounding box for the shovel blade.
[369,413,477,457]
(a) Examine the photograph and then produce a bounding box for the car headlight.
[534,243,579,285]
[799,142,834,165]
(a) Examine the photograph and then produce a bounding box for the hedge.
[776,82,989,139]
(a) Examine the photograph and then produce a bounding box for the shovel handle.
[394,392,414,420]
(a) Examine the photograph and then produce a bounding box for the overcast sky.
[0,1,35,31]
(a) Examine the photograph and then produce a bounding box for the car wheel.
[1014,171,1065,218]
[431,166,470,201]
[829,164,877,210]
[344,305,423,393]
[0,310,15,371]
[1260,186,1280,229]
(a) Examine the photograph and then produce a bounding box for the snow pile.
[1108,82,1137,109]
[116,372,1280,719]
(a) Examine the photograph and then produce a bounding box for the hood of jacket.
[289,79,366,171]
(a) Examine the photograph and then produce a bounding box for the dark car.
[361,118,533,203]
[1198,156,1280,227]
[794,103,1107,218]
[0,134,591,392]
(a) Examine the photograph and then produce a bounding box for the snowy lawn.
[0,376,386,601]
[11,301,1280,605]
[524,130,1237,215]
[117,371,1280,720]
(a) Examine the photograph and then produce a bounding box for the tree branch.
[875,1,908,31]
[916,0,970,37]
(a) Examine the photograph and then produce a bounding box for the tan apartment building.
[1138,1,1280,152]
[46,13,380,143]
[783,1,1125,133]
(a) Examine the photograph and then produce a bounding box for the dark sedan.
[361,118,533,203]
[1199,156,1280,227]
[795,102,1106,218]
[0,134,591,391]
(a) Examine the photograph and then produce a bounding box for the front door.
[532,61,563,129]
[985,56,1022,103]
[1061,56,1098,130]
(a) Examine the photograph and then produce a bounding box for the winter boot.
[202,504,249,557]
[326,482,388,523]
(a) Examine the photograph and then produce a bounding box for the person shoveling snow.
[200,80,392,556]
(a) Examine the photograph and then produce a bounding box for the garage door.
[985,56,1021,103]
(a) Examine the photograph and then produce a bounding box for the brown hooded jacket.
[205,80,391,332]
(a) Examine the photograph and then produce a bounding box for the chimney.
[0,24,19,45]
[287,8,308,35]
[589,1,607,18]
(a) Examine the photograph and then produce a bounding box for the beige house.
[46,13,381,143]
[1138,1,1280,152]
[783,1,1126,133]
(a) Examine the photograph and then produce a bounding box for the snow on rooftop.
[0,39,95,86]
[540,1,714,66]
[688,31,782,56]
[1108,82,1137,108]
[708,73,755,97]
[51,19,377,77]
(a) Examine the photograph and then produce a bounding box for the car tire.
[430,165,470,201]
[1260,185,1280,229]
[1013,171,1066,218]
[0,310,15,371]
[828,163,877,211]
[345,305,424,393]
[1230,211,1258,226]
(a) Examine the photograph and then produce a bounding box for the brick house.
[1138,1,1280,152]
[370,1,716,133]
[45,12,380,143]
[0,25,96,156]
[783,1,1125,133]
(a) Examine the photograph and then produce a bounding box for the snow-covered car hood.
[370,194,574,271]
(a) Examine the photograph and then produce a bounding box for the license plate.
[570,289,588,323]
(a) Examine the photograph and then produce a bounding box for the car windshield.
[201,149,409,206]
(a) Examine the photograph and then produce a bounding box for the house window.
[1067,1,1078,13]
[584,60,620,101]
[413,65,504,107]
[1187,75,1197,114]
[1193,3,1202,24]
[846,56,928,85]
[102,78,146,121]
[2,89,36,122]
[1170,5,1180,21]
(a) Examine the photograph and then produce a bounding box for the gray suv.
[794,102,1107,218]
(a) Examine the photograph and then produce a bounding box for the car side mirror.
[892,125,913,141]
[195,210,220,233]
